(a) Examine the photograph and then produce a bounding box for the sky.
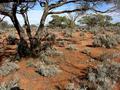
[0,2,120,26]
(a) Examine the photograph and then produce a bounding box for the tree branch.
[48,7,89,14]
[21,12,32,39]
[91,6,116,13]
[49,0,80,10]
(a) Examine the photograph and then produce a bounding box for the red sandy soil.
[0,31,120,90]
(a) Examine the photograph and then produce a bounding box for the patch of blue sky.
[1,1,120,25]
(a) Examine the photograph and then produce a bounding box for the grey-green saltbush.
[79,61,120,90]
[0,77,20,90]
[93,34,120,48]
[36,64,61,77]
[0,62,19,76]
[66,44,77,50]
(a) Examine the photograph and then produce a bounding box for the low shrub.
[17,40,31,57]
[66,44,77,50]
[82,48,91,56]
[7,34,18,45]
[65,82,75,90]
[36,64,61,77]
[0,77,20,90]
[58,40,65,47]
[64,30,73,37]
[45,47,63,57]
[93,34,120,48]
[39,52,54,65]
[98,52,120,61]
[89,27,101,35]
[46,33,56,42]
[0,62,19,76]
[78,60,120,90]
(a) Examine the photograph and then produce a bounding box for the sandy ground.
[0,30,120,90]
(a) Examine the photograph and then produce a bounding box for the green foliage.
[48,15,75,29]
[112,22,120,26]
[79,14,112,27]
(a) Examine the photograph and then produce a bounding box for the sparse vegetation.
[0,21,10,30]
[36,64,61,77]
[98,52,120,61]
[44,47,63,57]
[65,82,75,90]
[0,77,20,90]
[0,62,19,76]
[66,44,77,50]
[0,0,120,89]
[64,29,73,38]
[58,40,65,47]
[84,60,120,90]
[93,34,120,48]
[82,48,91,56]
[65,60,120,90]
[7,34,18,45]
[38,52,54,65]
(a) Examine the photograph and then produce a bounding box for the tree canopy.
[48,15,74,28]
[79,14,112,27]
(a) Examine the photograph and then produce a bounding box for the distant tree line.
[1,14,120,31]
[0,20,38,30]
[47,14,120,29]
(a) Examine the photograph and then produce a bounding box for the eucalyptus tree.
[79,14,112,27]
[0,0,118,57]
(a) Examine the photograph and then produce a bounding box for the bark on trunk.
[21,13,35,52]
[29,7,49,56]
[35,8,49,40]
[22,13,32,40]
[10,15,31,57]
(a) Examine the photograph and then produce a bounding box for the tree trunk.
[30,8,49,56]
[10,17,25,39]
[35,8,49,40]
[22,13,32,39]
[10,15,31,57]
[21,12,35,52]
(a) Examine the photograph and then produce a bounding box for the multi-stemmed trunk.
[31,7,49,56]
[10,8,49,57]
[35,7,49,40]
[10,15,30,57]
